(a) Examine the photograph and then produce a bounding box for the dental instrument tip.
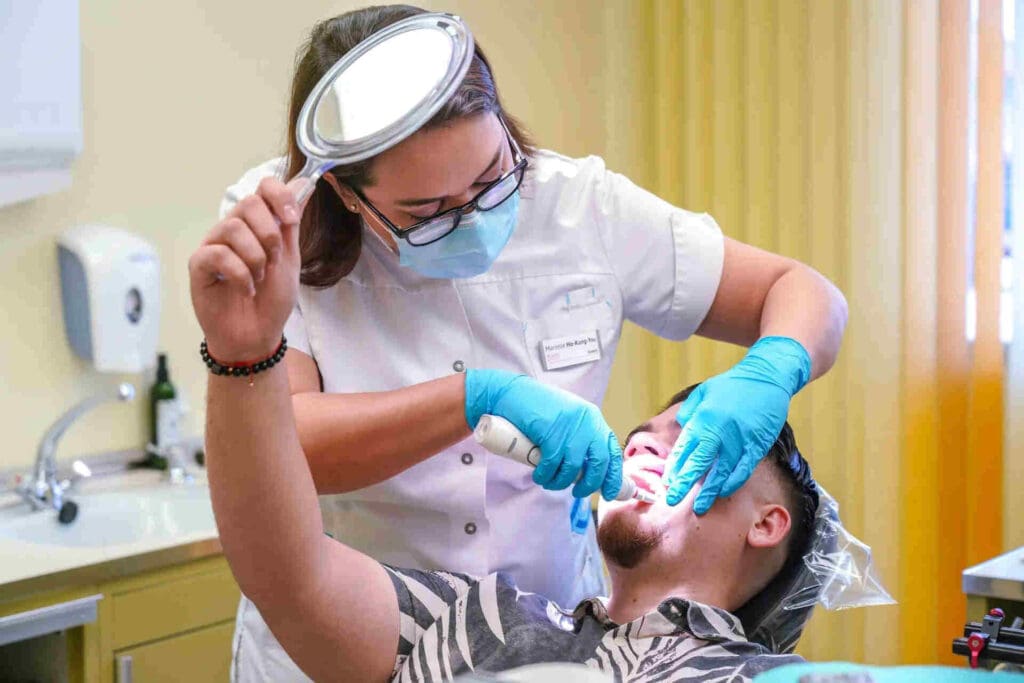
[634,490,658,504]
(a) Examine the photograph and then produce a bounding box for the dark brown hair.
[285,5,535,288]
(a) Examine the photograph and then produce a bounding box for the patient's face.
[597,403,763,571]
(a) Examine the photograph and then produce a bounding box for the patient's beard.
[597,511,665,569]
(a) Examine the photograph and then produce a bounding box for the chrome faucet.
[19,383,135,521]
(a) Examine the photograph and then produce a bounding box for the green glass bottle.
[149,353,177,468]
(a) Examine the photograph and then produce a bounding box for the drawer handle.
[116,654,133,683]
[0,593,102,647]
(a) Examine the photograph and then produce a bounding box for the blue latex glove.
[465,368,624,500]
[664,336,811,514]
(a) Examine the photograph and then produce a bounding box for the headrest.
[734,485,832,653]
[734,486,893,653]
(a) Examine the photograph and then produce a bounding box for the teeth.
[631,470,664,493]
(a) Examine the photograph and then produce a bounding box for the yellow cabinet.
[0,554,240,683]
[100,556,240,682]
[114,621,234,683]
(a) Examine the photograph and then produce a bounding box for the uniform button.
[464,522,477,535]
[461,452,473,465]
[453,360,465,372]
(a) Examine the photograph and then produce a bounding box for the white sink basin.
[0,483,214,548]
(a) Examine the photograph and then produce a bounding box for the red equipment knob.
[967,632,989,669]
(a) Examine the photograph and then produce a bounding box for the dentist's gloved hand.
[664,336,811,514]
[465,369,624,501]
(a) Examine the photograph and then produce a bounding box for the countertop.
[0,466,223,603]
[962,545,1024,602]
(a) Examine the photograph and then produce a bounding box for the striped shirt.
[385,566,803,682]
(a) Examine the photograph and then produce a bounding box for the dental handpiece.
[473,415,657,504]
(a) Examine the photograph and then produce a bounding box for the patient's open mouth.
[629,467,664,497]
[622,450,666,502]
[632,476,655,497]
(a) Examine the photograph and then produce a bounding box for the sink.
[0,484,215,548]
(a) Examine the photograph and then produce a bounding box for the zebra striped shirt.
[385,566,803,682]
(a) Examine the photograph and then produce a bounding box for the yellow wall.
[0,1,632,471]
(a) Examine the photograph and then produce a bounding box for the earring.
[350,204,358,212]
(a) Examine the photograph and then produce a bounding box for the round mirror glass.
[291,13,474,202]
[314,27,454,144]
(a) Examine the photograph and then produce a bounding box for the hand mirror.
[292,13,474,202]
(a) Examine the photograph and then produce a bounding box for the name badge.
[540,331,602,371]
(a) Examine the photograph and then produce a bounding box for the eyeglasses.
[353,116,528,247]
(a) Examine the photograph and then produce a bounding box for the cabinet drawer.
[115,620,233,683]
[111,567,239,650]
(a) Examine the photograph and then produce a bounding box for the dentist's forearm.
[759,264,848,380]
[206,364,325,605]
[695,238,847,382]
[294,374,472,494]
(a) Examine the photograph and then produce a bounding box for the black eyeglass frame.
[351,115,528,247]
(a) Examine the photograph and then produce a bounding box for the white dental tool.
[473,415,657,504]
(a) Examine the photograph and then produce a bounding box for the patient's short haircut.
[661,384,819,581]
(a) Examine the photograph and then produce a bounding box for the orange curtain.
[613,0,1008,665]
[966,0,1005,566]
[934,0,973,665]
[902,0,1005,664]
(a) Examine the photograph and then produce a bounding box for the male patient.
[207,370,819,682]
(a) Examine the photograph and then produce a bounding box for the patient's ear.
[747,504,792,549]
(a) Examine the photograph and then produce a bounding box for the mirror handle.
[291,156,331,205]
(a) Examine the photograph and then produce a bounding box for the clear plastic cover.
[737,486,896,653]
[795,487,895,611]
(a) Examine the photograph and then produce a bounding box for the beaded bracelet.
[200,336,287,386]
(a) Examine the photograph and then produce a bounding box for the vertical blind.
[601,0,1010,664]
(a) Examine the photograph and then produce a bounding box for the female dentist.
[191,5,847,681]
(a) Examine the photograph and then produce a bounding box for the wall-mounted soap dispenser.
[57,225,160,373]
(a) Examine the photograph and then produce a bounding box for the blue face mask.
[397,190,520,279]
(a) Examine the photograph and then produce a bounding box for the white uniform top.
[223,150,724,682]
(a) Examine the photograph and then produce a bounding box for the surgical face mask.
[396,190,520,279]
